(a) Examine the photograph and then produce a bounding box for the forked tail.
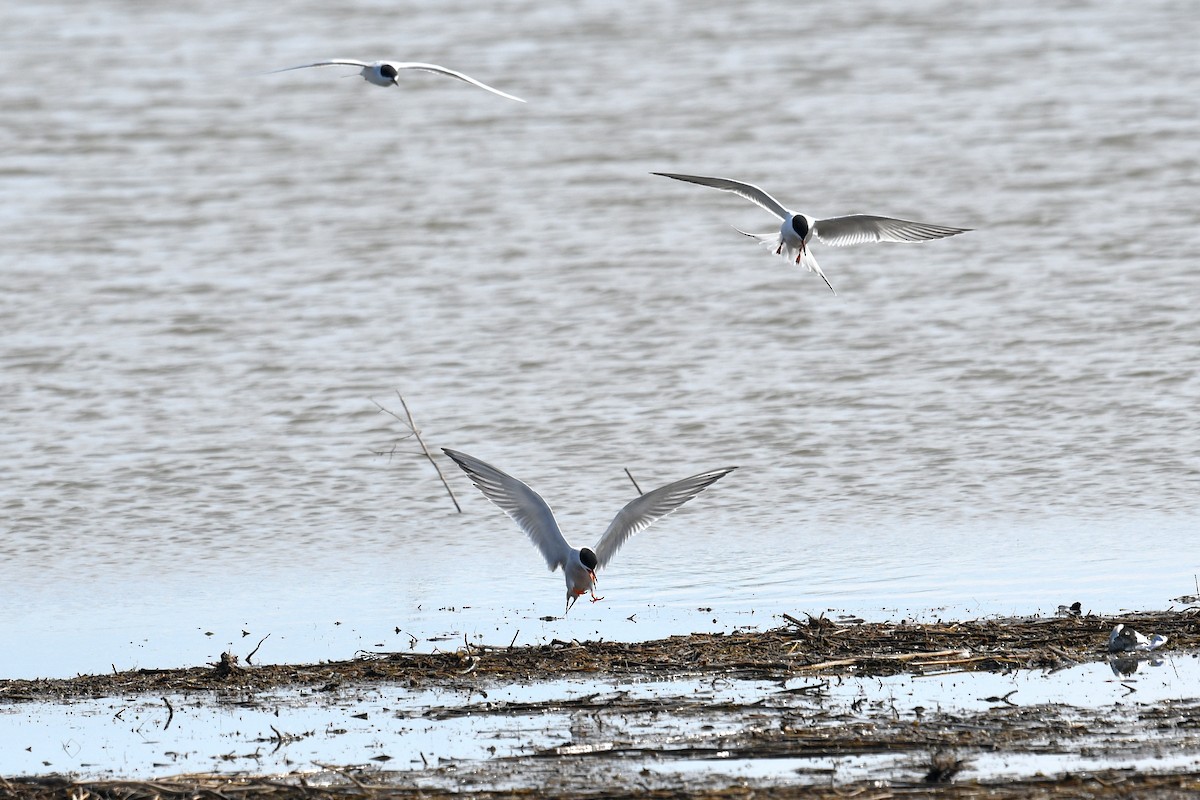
[735,227,837,295]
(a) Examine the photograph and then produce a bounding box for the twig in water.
[161,696,175,730]
[246,633,270,665]
[313,762,370,790]
[624,468,643,495]
[373,392,462,513]
[508,630,520,650]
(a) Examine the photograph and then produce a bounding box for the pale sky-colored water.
[1,0,1198,679]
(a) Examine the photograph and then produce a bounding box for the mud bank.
[3,610,1196,700]
[2,610,1197,797]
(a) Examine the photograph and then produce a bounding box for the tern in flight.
[269,59,525,102]
[443,449,736,614]
[653,172,971,294]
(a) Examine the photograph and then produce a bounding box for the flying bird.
[443,448,736,614]
[652,172,971,294]
[268,59,525,103]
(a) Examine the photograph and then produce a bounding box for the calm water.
[2,0,1198,679]
[2,658,1194,779]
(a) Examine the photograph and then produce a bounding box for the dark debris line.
[0,610,1195,701]
[4,770,1200,800]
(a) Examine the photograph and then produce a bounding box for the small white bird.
[653,172,971,295]
[269,59,525,103]
[443,449,736,614]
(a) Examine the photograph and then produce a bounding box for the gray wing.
[389,62,525,102]
[652,173,791,221]
[443,449,570,570]
[593,467,737,568]
[812,215,971,247]
[268,59,371,74]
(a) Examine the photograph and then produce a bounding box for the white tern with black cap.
[653,172,971,295]
[268,59,525,102]
[443,449,736,614]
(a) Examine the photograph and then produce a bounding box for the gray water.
[2,0,1198,680]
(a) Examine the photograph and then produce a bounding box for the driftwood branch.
[373,392,461,513]
[624,468,643,495]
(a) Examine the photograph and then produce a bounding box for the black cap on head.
[579,548,598,570]
[790,215,810,239]
[379,63,399,79]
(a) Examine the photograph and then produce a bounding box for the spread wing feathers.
[443,449,570,570]
[593,467,737,568]
[268,59,371,73]
[653,173,791,221]
[813,215,971,247]
[387,62,526,102]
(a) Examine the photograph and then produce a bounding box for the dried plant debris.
[1,610,1199,800]
[5,771,1200,800]
[1,610,1196,701]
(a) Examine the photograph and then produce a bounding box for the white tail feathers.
[733,228,836,295]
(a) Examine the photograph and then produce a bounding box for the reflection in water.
[1107,655,1166,678]
[0,657,1195,782]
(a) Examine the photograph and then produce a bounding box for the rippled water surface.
[2,0,1198,679]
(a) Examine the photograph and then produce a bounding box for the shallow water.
[2,656,1196,783]
[2,0,1199,680]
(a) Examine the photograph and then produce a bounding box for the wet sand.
[2,609,1198,798]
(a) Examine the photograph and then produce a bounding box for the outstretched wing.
[443,449,570,570]
[389,62,525,102]
[813,215,970,246]
[593,467,737,568]
[268,59,371,74]
[653,173,791,221]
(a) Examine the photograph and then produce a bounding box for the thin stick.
[624,468,643,495]
[376,392,462,513]
[246,633,270,665]
[161,696,175,730]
